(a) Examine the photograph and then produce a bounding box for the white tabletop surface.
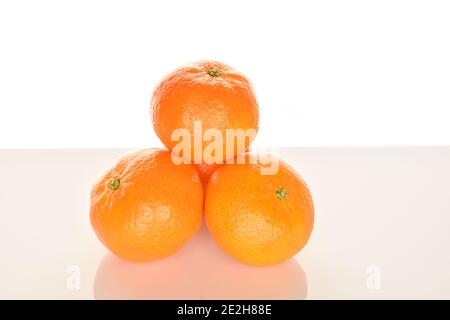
[1,147,449,299]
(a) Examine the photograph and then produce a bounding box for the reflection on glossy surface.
[94,225,307,300]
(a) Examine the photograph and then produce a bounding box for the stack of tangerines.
[90,61,314,266]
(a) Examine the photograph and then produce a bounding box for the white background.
[0,0,449,148]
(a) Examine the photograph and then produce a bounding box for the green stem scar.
[206,69,220,77]
[109,176,121,190]
[276,187,287,200]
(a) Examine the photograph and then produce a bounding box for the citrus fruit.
[204,154,314,266]
[151,60,259,164]
[90,148,203,262]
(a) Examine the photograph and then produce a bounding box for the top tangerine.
[151,60,259,163]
